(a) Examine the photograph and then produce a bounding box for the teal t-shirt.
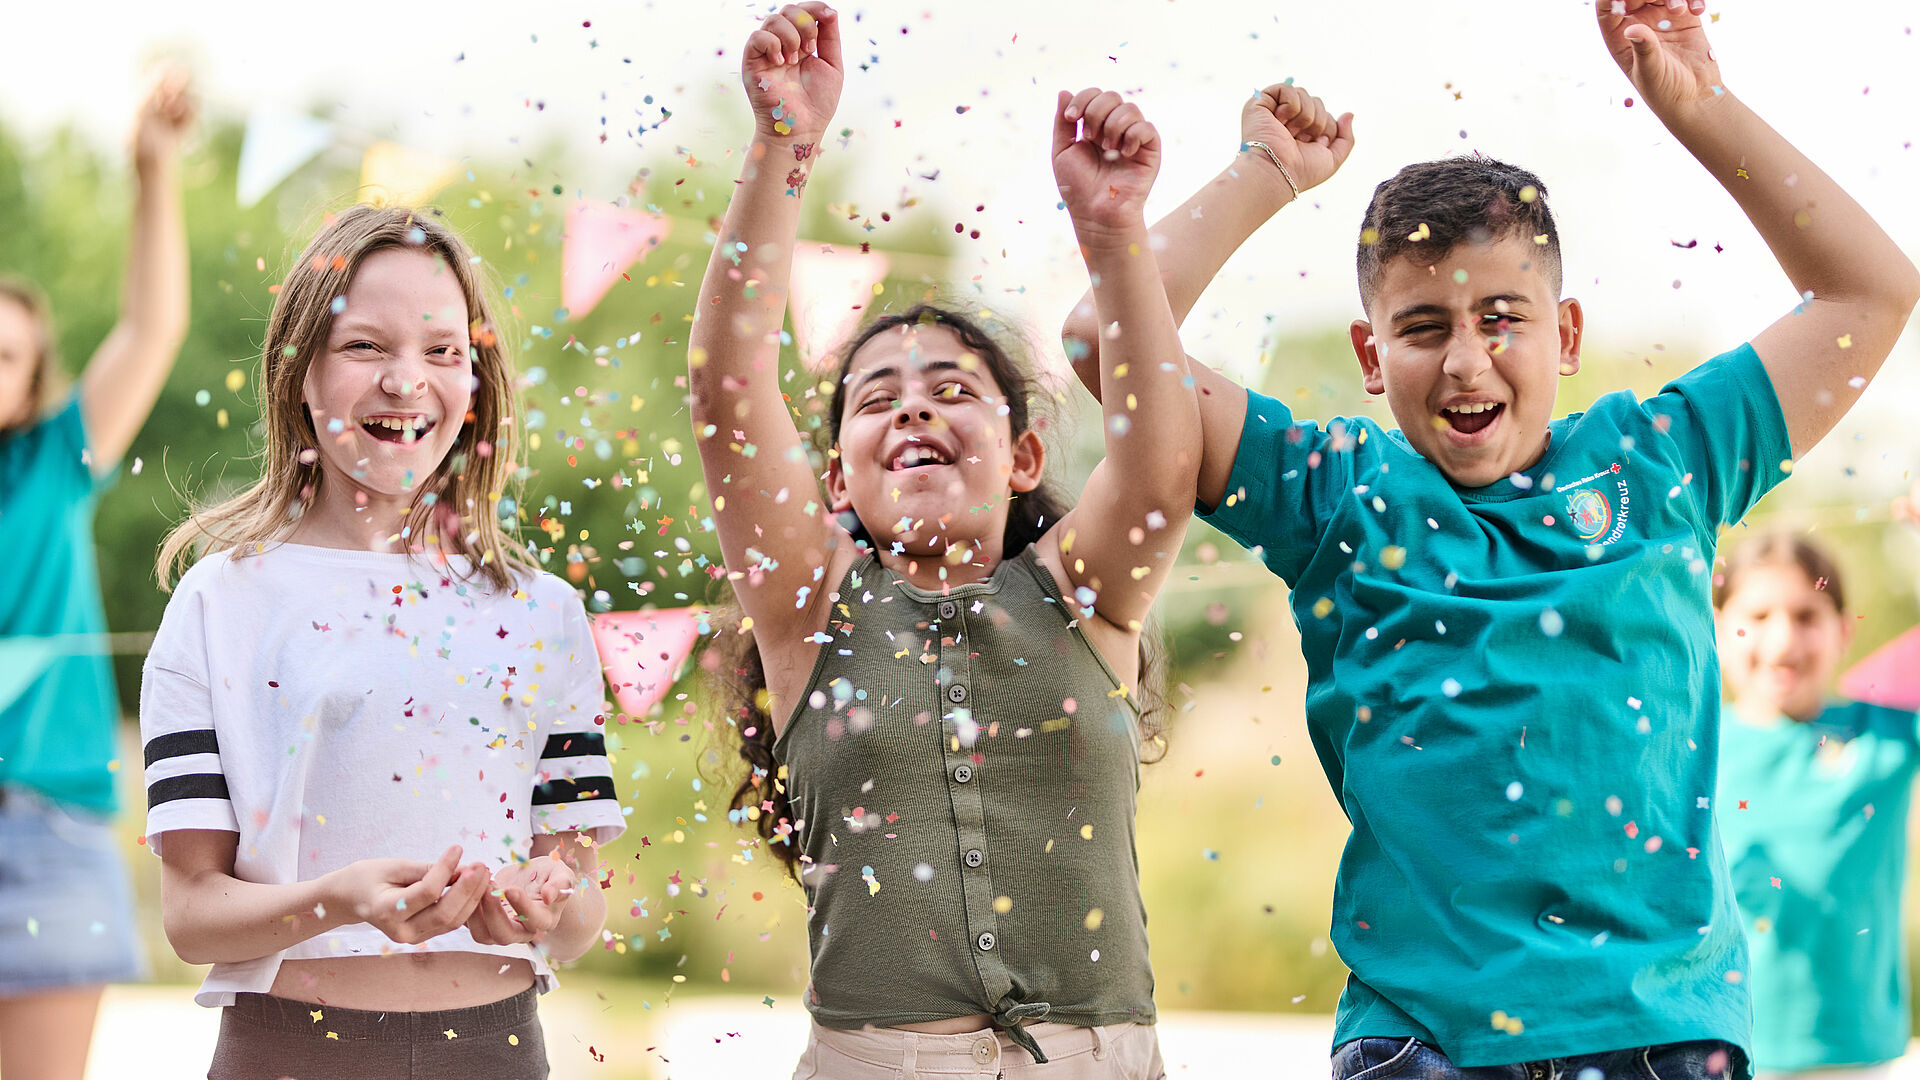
[0,396,121,811]
[1201,344,1790,1067]
[1718,699,1920,1072]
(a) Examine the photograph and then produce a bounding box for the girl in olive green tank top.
[689,6,1207,1073]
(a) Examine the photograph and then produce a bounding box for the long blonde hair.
[158,205,533,591]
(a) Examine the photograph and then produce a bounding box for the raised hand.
[1241,82,1354,197]
[1054,88,1160,237]
[743,3,843,146]
[463,855,579,946]
[1596,0,1724,116]
[133,66,195,174]
[331,844,488,946]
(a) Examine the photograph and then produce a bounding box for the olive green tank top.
[773,546,1156,1043]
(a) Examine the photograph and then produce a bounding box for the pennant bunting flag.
[1838,624,1920,712]
[591,607,706,719]
[561,199,672,318]
[359,141,460,208]
[790,247,890,370]
[236,107,334,209]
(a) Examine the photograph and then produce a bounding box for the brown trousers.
[206,986,547,1080]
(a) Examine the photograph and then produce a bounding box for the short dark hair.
[1714,531,1847,614]
[1356,156,1562,314]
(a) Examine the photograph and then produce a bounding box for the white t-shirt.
[139,542,625,1007]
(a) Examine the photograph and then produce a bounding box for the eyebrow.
[1389,294,1536,324]
[329,319,467,339]
[851,359,967,394]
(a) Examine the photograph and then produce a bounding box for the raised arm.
[79,68,194,473]
[1062,84,1353,508]
[1598,0,1920,459]
[159,830,487,965]
[688,3,849,647]
[1041,89,1198,637]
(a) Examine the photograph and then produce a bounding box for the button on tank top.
[772,546,1156,1036]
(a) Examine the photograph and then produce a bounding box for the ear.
[1556,297,1584,377]
[1350,319,1385,396]
[1008,427,1045,494]
[824,449,854,513]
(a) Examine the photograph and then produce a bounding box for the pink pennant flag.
[790,246,890,370]
[563,200,672,318]
[1838,624,1920,712]
[592,607,705,719]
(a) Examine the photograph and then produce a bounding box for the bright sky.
[7,0,1920,489]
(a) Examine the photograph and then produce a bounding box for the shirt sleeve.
[139,572,238,855]
[1642,343,1793,531]
[9,396,105,498]
[530,590,625,845]
[1196,389,1347,586]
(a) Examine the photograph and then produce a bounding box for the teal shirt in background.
[1201,345,1790,1068]
[1718,700,1920,1072]
[0,396,121,812]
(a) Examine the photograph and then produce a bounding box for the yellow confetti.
[509,1034,520,1046]
[1837,334,1852,349]
[1079,824,1094,840]
[225,369,246,392]
[993,896,1012,914]
[1084,908,1104,931]
[1379,546,1407,570]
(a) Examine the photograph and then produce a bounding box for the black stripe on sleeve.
[531,775,618,806]
[144,729,221,768]
[147,773,232,807]
[539,732,607,760]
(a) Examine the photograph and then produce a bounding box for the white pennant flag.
[236,107,333,209]
[790,246,891,371]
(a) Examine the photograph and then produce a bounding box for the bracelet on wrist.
[1241,140,1301,201]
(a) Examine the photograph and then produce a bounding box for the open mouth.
[1441,402,1503,435]
[360,415,435,443]
[888,443,953,471]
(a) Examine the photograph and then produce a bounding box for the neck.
[290,483,428,554]
[873,534,1008,594]
[1732,695,1824,725]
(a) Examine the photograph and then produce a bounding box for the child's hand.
[743,3,842,145]
[1241,82,1354,202]
[1597,0,1724,117]
[463,855,579,946]
[132,66,195,174]
[1054,88,1160,238]
[330,844,488,946]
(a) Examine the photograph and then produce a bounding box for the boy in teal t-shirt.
[1063,4,1920,1078]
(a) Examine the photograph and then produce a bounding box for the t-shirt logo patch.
[1559,463,1628,545]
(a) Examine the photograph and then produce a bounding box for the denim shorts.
[0,786,148,995]
[1332,1037,1745,1080]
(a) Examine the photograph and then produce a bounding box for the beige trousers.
[793,1020,1165,1079]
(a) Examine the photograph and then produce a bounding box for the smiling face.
[1349,234,1582,488]
[1716,561,1850,722]
[826,323,1042,560]
[299,247,473,532]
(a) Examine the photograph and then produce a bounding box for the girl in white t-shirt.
[141,205,623,1077]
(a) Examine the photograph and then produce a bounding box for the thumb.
[1623,24,1660,57]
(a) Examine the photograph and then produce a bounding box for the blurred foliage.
[9,108,1920,1047]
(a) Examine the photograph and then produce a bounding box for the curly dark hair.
[715,302,1169,875]
[1356,155,1562,314]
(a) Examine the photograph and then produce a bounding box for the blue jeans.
[1331,1038,1744,1080]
